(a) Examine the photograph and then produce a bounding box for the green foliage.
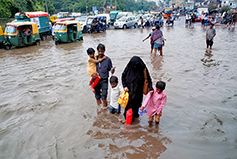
[208,3,217,12]
[1,0,157,18]
[1,0,56,18]
[220,5,231,14]
[49,0,157,13]
[0,0,14,18]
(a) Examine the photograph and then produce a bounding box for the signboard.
[93,6,98,14]
[30,17,41,29]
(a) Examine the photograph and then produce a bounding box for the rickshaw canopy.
[5,22,39,34]
[54,18,74,23]
[55,21,82,32]
[15,11,48,18]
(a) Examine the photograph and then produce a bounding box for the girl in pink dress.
[140,81,167,124]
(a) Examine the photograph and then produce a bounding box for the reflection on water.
[201,49,219,67]
[0,17,237,159]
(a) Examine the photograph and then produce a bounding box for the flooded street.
[0,17,237,159]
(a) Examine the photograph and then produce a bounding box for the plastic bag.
[118,91,129,109]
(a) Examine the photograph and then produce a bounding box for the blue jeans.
[109,105,121,114]
[154,43,162,49]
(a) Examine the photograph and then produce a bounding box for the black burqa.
[122,56,153,118]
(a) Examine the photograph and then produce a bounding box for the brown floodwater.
[0,17,237,159]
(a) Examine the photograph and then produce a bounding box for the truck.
[15,11,50,40]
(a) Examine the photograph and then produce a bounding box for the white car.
[75,16,88,33]
[114,16,138,29]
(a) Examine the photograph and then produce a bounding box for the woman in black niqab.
[122,56,153,119]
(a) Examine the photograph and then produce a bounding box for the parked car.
[75,16,88,33]
[114,16,138,29]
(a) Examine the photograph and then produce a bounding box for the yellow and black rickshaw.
[54,21,83,45]
[4,22,41,50]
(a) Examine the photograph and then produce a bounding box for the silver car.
[114,16,138,29]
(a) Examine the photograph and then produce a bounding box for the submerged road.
[0,17,237,158]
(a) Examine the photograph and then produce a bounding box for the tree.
[0,0,14,18]
[220,5,231,14]
[208,3,217,12]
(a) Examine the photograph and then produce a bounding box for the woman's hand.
[124,87,129,92]
[140,107,144,111]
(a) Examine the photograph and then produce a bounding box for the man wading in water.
[206,23,216,49]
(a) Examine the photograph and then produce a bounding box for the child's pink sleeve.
[157,94,167,115]
[141,92,152,108]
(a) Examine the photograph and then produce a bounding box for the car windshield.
[75,16,87,22]
[117,14,125,19]
[55,24,66,31]
[118,17,127,22]
[87,19,93,24]
[5,25,16,33]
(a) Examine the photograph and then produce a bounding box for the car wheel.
[123,25,127,29]
[134,23,138,28]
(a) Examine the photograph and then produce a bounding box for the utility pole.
[104,0,106,13]
[86,3,88,15]
[110,0,112,11]
[45,0,49,14]
[115,0,117,10]
[142,0,144,11]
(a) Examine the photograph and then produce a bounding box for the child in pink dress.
[140,81,167,124]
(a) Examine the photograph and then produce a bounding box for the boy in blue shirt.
[95,43,115,109]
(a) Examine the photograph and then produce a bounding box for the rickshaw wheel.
[4,45,11,50]
[55,41,59,45]
[36,41,40,46]
[81,37,83,40]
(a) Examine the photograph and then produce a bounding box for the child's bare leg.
[159,47,163,56]
[149,116,154,124]
[150,49,153,53]
[155,113,161,124]
[154,48,157,56]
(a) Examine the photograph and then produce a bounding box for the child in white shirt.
[109,76,123,114]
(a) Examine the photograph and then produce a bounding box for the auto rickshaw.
[54,21,83,45]
[0,26,4,47]
[4,22,41,50]
[87,17,106,33]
